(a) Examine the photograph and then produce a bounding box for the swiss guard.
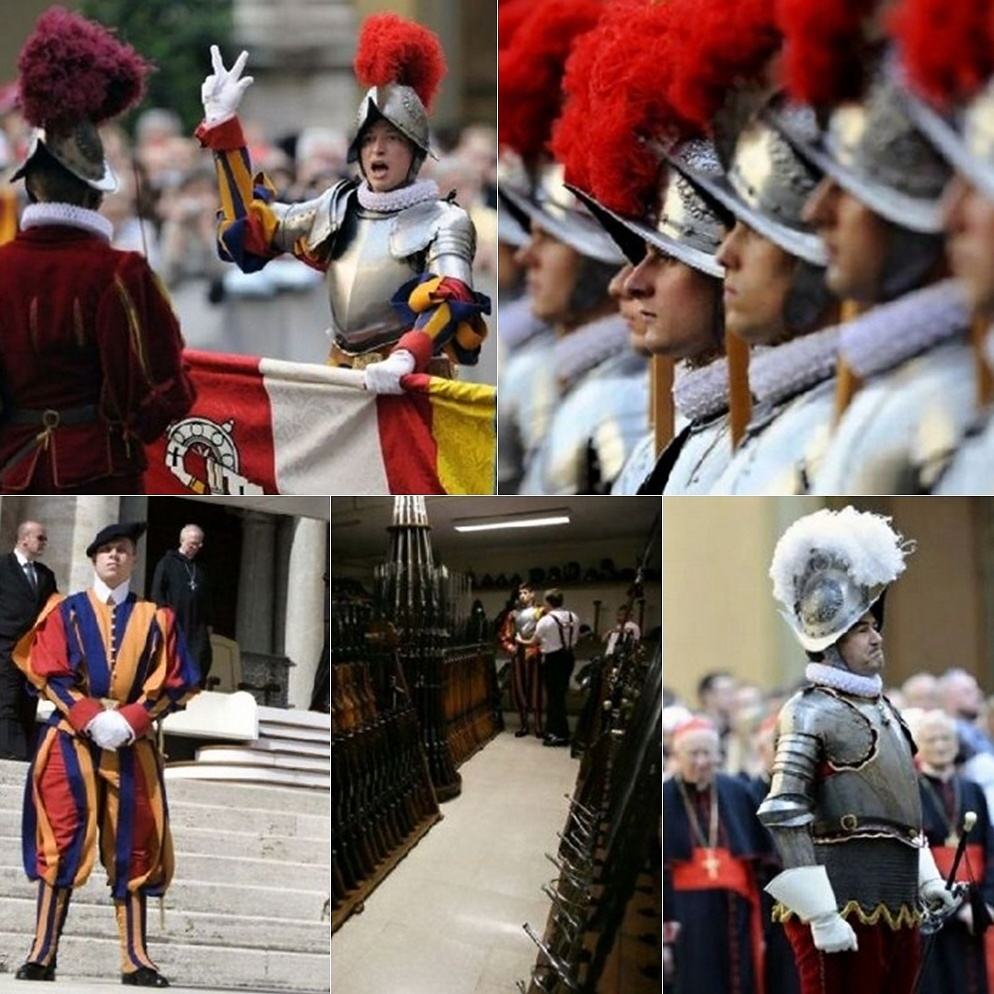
[196,13,490,392]
[0,8,195,493]
[760,507,959,994]
[12,521,200,987]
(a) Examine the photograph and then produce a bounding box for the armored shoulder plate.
[271,179,355,255]
[783,687,876,769]
[305,179,356,253]
[390,199,476,285]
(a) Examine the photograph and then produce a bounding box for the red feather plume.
[557,0,706,216]
[499,0,540,51]
[667,0,781,129]
[498,0,606,164]
[17,6,151,130]
[354,13,447,111]
[552,0,683,215]
[775,0,879,107]
[892,0,993,108]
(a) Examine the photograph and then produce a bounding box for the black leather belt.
[8,404,98,427]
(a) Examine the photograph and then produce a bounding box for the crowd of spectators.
[664,666,994,812]
[0,86,498,366]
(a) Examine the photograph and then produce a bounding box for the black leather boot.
[15,959,56,981]
[121,966,170,987]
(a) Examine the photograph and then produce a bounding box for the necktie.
[24,562,37,591]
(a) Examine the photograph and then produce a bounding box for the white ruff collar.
[673,357,730,421]
[839,279,968,378]
[356,179,439,212]
[806,661,882,698]
[554,313,629,389]
[500,295,550,350]
[21,202,113,243]
[749,325,841,405]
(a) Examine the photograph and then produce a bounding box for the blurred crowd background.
[0,0,498,382]
[663,496,994,808]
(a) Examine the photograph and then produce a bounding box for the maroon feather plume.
[775,0,879,107]
[667,0,781,129]
[499,0,606,164]
[354,13,446,111]
[17,6,150,130]
[892,0,993,108]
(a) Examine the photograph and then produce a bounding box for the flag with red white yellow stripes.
[143,350,496,495]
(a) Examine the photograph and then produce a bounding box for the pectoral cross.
[189,580,198,591]
[946,833,960,848]
[702,849,721,880]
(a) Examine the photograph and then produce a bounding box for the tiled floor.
[331,728,580,994]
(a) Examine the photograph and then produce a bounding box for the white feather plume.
[769,506,911,610]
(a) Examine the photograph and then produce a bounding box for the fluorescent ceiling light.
[453,512,571,533]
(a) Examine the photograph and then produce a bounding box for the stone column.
[273,514,295,655]
[236,510,277,654]
[69,497,121,592]
[120,496,149,595]
[283,518,328,710]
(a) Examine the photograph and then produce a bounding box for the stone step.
[0,786,329,839]
[258,725,330,744]
[0,815,328,866]
[0,868,328,921]
[0,766,330,816]
[166,765,329,790]
[156,775,330,815]
[258,707,330,730]
[0,846,329,893]
[196,746,330,773]
[0,932,330,993]
[238,737,330,758]
[0,896,328,955]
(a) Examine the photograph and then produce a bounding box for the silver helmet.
[347,83,434,165]
[774,59,951,234]
[582,139,727,279]
[769,506,913,653]
[902,74,994,203]
[679,96,827,267]
[498,163,625,266]
[12,121,117,192]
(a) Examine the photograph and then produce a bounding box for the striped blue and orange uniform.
[195,115,489,369]
[13,590,199,974]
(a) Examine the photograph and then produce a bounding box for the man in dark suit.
[0,520,56,759]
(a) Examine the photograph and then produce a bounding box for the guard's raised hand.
[201,45,254,126]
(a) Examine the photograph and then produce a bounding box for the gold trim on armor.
[773,899,920,929]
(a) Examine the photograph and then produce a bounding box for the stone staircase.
[0,759,330,992]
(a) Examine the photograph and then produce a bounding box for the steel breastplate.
[814,695,922,843]
[327,205,421,354]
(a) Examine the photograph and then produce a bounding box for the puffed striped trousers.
[21,724,174,974]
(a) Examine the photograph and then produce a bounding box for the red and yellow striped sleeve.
[117,607,201,738]
[195,115,286,273]
[13,595,104,732]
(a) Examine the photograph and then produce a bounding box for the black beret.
[86,522,147,559]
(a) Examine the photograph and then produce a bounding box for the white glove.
[766,865,858,953]
[85,710,134,751]
[201,45,254,126]
[919,845,959,914]
[363,350,416,395]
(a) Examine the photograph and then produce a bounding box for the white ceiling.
[331,496,659,561]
